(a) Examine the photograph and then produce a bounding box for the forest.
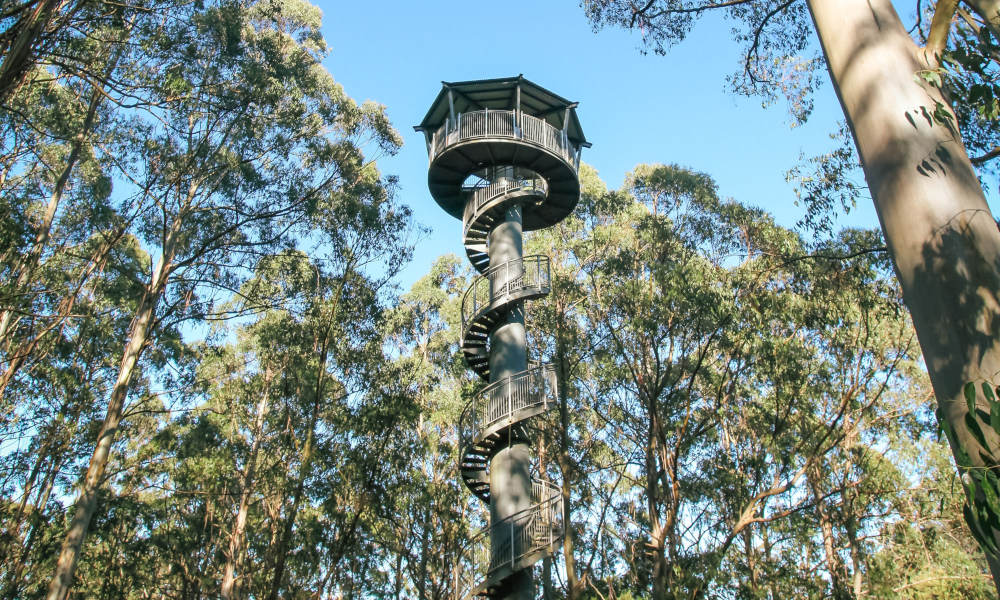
[2,0,1000,599]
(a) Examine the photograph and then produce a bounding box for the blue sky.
[315,0,958,288]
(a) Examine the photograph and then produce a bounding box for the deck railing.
[431,109,581,170]
[461,255,550,333]
[456,480,563,598]
[458,363,557,451]
[462,174,547,231]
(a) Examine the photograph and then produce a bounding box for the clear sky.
[315,0,986,288]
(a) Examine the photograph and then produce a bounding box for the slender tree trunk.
[0,427,64,596]
[0,0,65,105]
[843,492,864,599]
[4,434,51,547]
[3,491,50,600]
[0,60,105,348]
[808,469,848,599]
[221,385,272,600]
[266,274,352,599]
[45,223,178,600]
[556,331,581,600]
[393,552,404,600]
[808,0,1000,593]
[0,223,125,399]
[266,377,324,600]
[646,402,670,600]
[417,504,429,600]
[741,529,759,595]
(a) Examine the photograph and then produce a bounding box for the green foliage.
[0,0,414,597]
[939,381,1000,562]
[936,9,1000,181]
[522,162,978,599]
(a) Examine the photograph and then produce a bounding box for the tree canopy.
[0,0,996,598]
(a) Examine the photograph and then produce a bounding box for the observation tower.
[415,76,589,599]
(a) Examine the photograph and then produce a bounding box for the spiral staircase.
[416,76,589,600]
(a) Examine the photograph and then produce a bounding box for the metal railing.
[462,174,547,232]
[461,255,550,332]
[431,109,581,170]
[456,480,563,597]
[458,363,557,451]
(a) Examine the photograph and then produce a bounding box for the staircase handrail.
[456,479,564,598]
[461,174,548,232]
[458,363,557,456]
[461,254,551,333]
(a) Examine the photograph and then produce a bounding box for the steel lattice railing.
[458,363,558,452]
[456,480,563,597]
[462,173,547,232]
[461,255,551,333]
[431,109,581,170]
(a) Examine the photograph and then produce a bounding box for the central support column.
[488,203,533,600]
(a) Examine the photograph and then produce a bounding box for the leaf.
[915,69,943,88]
[983,381,996,404]
[966,381,978,414]
[964,502,998,555]
[981,473,1000,525]
[967,412,988,448]
[990,400,1000,437]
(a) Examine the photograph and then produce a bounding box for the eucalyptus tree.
[39,0,405,596]
[521,163,934,599]
[0,231,155,600]
[865,434,996,599]
[582,1,1000,585]
[369,255,477,600]
[0,0,192,380]
[708,228,930,599]
[57,193,414,599]
[0,0,142,396]
[523,165,632,599]
[257,248,414,600]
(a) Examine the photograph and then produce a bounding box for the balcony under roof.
[414,75,590,149]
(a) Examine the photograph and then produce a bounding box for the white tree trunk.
[221,390,271,600]
[45,227,176,600]
[808,0,1000,590]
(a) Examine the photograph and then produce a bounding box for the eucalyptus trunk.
[221,384,272,600]
[0,0,64,104]
[266,399,318,600]
[808,0,1000,592]
[807,468,848,599]
[45,218,179,600]
[555,333,581,600]
[266,323,332,600]
[0,75,104,349]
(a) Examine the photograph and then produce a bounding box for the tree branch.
[776,246,888,264]
[893,574,992,591]
[644,0,756,17]
[971,145,1000,164]
[964,0,1000,44]
[744,0,800,84]
[926,0,960,61]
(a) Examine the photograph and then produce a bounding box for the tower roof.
[414,75,590,148]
